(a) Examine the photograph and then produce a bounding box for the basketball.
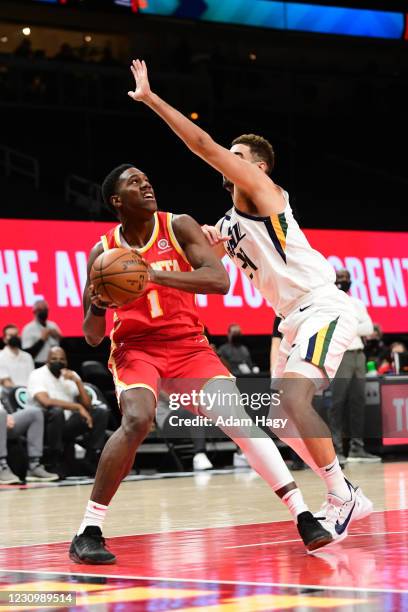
[90,248,148,305]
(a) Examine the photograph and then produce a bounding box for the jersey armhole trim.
[101,235,109,252]
[113,224,122,248]
[167,213,190,266]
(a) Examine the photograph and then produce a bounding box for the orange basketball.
[90,248,148,306]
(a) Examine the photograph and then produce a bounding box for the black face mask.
[48,361,65,378]
[230,333,242,346]
[336,280,351,293]
[36,309,48,324]
[7,336,21,349]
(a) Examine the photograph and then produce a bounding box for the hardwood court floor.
[0,461,408,611]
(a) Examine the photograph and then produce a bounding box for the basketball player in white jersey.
[127,59,373,540]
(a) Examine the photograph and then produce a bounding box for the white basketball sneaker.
[315,478,373,523]
[193,453,213,471]
[317,481,358,545]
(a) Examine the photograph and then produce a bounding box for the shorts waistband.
[279,284,339,319]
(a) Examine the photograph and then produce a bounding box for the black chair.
[81,361,119,426]
[1,386,28,414]
[1,387,29,479]
[81,361,113,392]
[81,381,118,431]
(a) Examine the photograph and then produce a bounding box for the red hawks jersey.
[101,211,204,343]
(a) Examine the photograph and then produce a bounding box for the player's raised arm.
[82,241,109,347]
[149,214,230,294]
[128,60,284,215]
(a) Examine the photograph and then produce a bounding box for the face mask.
[336,280,351,293]
[7,336,22,349]
[36,309,48,323]
[230,333,242,346]
[48,361,65,378]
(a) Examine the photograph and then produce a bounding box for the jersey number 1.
[147,290,163,318]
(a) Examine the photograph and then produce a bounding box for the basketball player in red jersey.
[69,164,333,564]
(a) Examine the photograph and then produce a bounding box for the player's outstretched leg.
[275,373,369,541]
[69,388,156,564]
[199,378,333,552]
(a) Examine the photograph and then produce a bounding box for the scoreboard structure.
[31,0,408,40]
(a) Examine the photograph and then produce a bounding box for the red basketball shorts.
[108,334,233,405]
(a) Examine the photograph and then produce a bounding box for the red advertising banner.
[0,220,407,336]
[381,384,408,446]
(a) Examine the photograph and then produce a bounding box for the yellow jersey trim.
[167,213,190,266]
[101,234,110,252]
[113,213,159,254]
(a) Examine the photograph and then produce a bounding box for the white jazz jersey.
[219,191,336,317]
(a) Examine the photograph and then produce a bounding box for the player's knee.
[120,389,155,439]
[279,388,304,418]
[26,406,44,422]
[122,409,154,439]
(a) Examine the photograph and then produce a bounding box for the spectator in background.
[0,405,58,484]
[27,347,108,476]
[218,324,258,376]
[22,300,62,367]
[365,324,387,366]
[329,269,380,463]
[378,342,407,375]
[14,38,32,59]
[99,42,120,67]
[0,325,34,389]
[53,43,78,63]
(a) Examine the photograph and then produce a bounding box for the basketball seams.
[91,267,147,279]
[93,275,147,292]
[90,247,148,304]
[92,249,143,275]
[96,281,147,296]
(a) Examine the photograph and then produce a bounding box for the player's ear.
[110,194,122,211]
[256,160,268,173]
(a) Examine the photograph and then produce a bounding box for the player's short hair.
[101,163,134,207]
[3,324,18,336]
[231,134,275,174]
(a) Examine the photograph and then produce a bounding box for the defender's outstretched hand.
[128,59,151,103]
[202,225,230,247]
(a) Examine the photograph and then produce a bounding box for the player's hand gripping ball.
[90,248,148,306]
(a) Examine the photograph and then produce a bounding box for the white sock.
[282,488,309,521]
[77,500,108,535]
[318,457,350,499]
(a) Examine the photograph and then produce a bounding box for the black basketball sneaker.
[69,526,116,564]
[297,511,333,552]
